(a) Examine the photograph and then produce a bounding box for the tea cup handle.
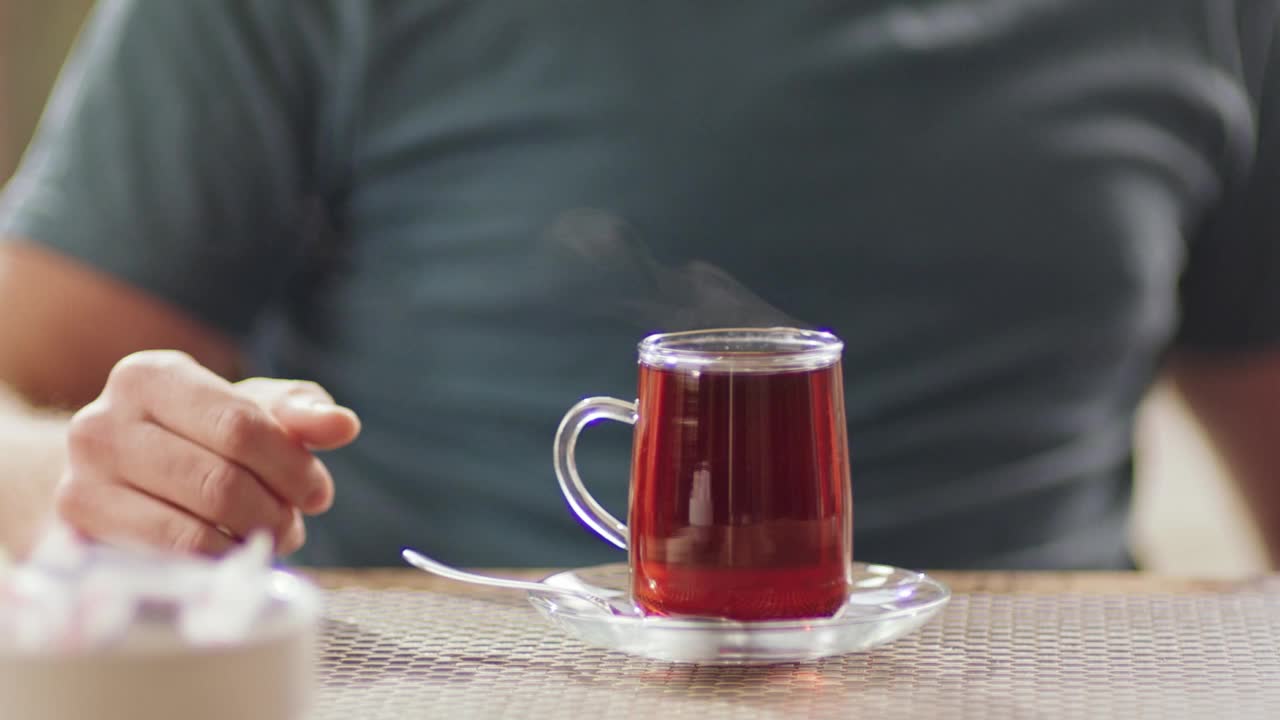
[553,397,636,550]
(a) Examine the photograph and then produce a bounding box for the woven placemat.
[314,581,1280,719]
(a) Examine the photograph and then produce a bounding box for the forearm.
[1169,353,1280,567]
[0,383,69,558]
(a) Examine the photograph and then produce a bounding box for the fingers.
[56,476,238,557]
[112,420,295,542]
[234,377,336,406]
[279,507,306,556]
[270,398,362,452]
[237,378,362,450]
[64,412,308,555]
[60,351,352,558]
[104,353,333,514]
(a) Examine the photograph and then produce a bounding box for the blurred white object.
[0,526,319,720]
[181,532,277,645]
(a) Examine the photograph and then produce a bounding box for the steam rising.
[543,209,808,332]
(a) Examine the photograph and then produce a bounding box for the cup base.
[528,562,949,665]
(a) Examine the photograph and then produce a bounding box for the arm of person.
[0,240,241,557]
[0,0,359,558]
[1165,17,1280,569]
[0,239,360,560]
[1167,352,1280,565]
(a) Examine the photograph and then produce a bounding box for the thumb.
[236,378,362,450]
[270,397,362,450]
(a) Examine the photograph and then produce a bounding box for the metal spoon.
[400,548,631,617]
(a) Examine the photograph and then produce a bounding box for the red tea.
[629,361,852,620]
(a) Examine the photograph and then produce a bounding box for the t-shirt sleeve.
[1175,19,1280,352]
[0,0,325,339]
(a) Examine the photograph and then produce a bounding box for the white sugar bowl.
[0,570,319,720]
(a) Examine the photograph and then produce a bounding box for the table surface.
[303,568,1280,720]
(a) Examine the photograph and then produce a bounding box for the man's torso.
[196,1,1271,568]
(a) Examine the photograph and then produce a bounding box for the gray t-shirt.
[3,0,1279,569]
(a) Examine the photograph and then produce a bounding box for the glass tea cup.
[554,327,853,621]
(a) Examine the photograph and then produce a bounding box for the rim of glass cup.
[637,327,843,373]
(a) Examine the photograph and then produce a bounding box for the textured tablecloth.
[306,569,1280,719]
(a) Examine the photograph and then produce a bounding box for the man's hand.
[54,350,361,556]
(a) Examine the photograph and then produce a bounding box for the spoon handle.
[402,549,554,594]
[400,549,619,614]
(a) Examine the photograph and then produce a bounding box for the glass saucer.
[527,562,949,665]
